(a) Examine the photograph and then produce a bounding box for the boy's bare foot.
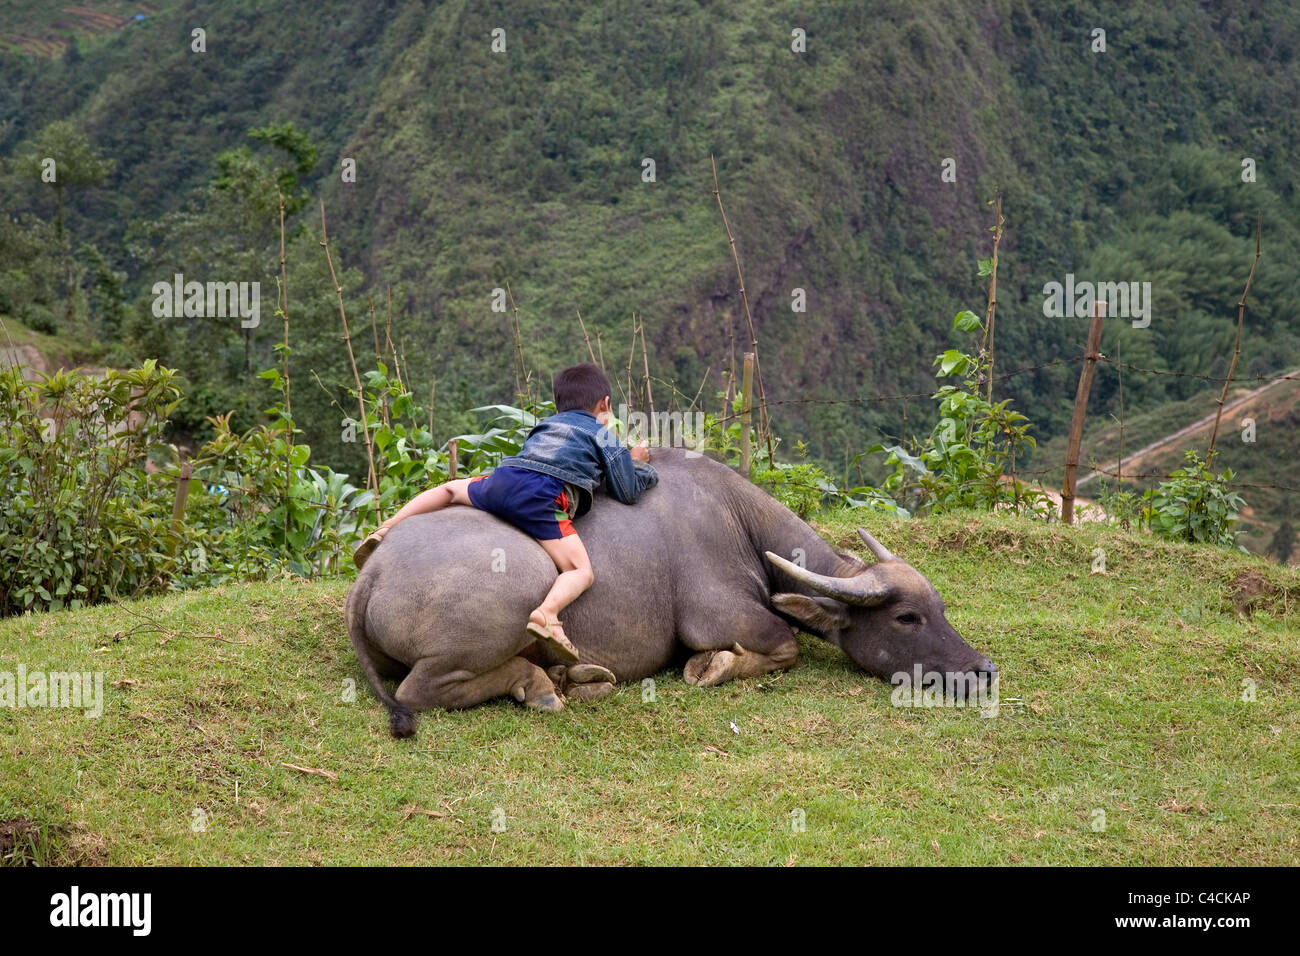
[526,608,580,663]
[353,526,390,568]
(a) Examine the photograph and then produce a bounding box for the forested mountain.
[2,0,1297,485]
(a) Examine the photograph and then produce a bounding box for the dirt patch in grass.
[923,521,1036,556]
[1228,569,1291,617]
[0,818,44,865]
[0,817,108,866]
[933,524,974,552]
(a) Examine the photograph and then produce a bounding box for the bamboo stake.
[576,309,598,366]
[639,315,655,421]
[1061,301,1106,525]
[739,352,754,477]
[1207,214,1262,463]
[1116,336,1124,485]
[320,201,380,521]
[711,154,775,466]
[276,190,293,549]
[505,281,528,405]
[726,310,736,412]
[277,190,291,416]
[171,460,193,537]
[625,314,639,416]
[982,196,1004,404]
[367,296,390,430]
[384,288,405,394]
[688,366,710,411]
[368,295,381,365]
[399,338,410,397]
[721,369,735,428]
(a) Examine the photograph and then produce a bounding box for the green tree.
[10,121,114,326]
[125,123,320,395]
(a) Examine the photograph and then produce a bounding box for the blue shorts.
[467,466,577,540]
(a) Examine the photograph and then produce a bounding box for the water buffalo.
[347,447,996,736]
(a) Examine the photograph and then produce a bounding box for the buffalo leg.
[546,663,618,703]
[395,656,564,712]
[680,612,799,688]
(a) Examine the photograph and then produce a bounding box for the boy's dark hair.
[552,362,612,412]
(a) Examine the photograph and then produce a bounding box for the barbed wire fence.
[644,347,1300,500]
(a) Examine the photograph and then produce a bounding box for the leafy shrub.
[1142,450,1245,549]
[870,310,1050,518]
[1094,482,1144,531]
[752,440,906,518]
[18,303,57,335]
[0,361,188,613]
[448,401,550,473]
[1093,451,1245,549]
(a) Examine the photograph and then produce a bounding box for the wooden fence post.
[739,352,754,477]
[448,439,459,480]
[171,460,193,537]
[1207,214,1261,463]
[1062,302,1106,524]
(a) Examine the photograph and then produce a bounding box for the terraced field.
[0,1,162,58]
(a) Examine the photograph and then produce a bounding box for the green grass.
[2,512,1297,865]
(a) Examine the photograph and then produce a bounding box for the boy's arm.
[600,437,658,504]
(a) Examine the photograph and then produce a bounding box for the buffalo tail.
[346,575,417,738]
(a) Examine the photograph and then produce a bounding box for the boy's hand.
[630,441,650,462]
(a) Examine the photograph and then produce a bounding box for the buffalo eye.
[896,612,920,626]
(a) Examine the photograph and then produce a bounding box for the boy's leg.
[525,533,593,663]
[534,533,594,618]
[378,478,475,531]
[354,478,475,567]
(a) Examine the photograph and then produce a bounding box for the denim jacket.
[499,409,658,516]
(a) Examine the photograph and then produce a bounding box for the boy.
[352,363,657,663]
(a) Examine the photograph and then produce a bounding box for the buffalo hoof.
[524,692,565,713]
[683,649,739,687]
[566,681,616,703]
[545,663,617,699]
[567,663,617,685]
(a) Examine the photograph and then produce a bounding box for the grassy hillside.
[3,512,1296,865]
[0,314,105,371]
[2,0,1298,471]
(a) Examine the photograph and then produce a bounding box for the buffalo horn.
[764,551,894,606]
[856,528,895,562]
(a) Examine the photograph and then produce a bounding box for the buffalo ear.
[833,549,868,574]
[772,593,851,634]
